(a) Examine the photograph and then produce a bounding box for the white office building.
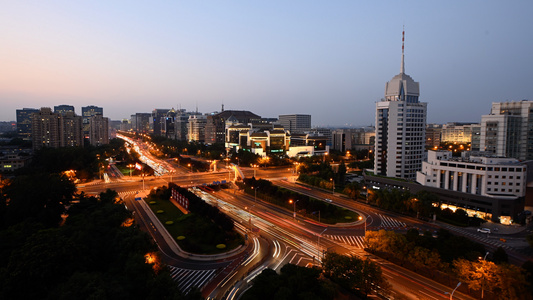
[374,31,427,180]
[417,150,526,224]
[480,100,533,161]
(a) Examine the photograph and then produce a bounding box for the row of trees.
[365,229,532,298]
[12,138,137,181]
[240,178,353,223]
[367,188,485,226]
[322,252,390,298]
[242,264,336,300]
[0,189,197,299]
[168,183,234,232]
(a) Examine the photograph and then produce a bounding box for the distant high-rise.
[62,111,84,147]
[82,106,103,139]
[32,107,84,150]
[16,108,39,139]
[205,110,262,144]
[175,110,200,141]
[374,30,427,180]
[332,128,375,152]
[54,105,75,116]
[151,108,170,136]
[89,115,109,146]
[480,100,533,160]
[188,114,207,143]
[278,114,311,134]
[32,108,61,150]
[131,113,151,133]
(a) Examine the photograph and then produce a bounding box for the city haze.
[1,1,532,126]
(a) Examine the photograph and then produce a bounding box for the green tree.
[4,173,76,227]
[452,258,529,299]
[492,246,509,264]
[322,252,389,297]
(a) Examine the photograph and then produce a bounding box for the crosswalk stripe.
[168,266,218,294]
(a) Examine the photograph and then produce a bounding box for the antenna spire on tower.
[401,27,405,74]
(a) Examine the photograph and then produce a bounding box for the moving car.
[477,228,491,234]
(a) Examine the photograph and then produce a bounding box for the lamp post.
[318,227,328,264]
[445,282,461,300]
[289,199,299,219]
[252,186,259,203]
[252,164,258,178]
[479,251,489,299]
[244,206,252,232]
[127,164,134,177]
[359,215,367,235]
[330,178,335,194]
[187,163,192,172]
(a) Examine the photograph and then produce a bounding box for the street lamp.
[252,186,259,203]
[289,199,299,219]
[479,251,489,299]
[187,163,192,172]
[244,206,252,232]
[330,178,335,194]
[252,164,259,178]
[318,227,328,264]
[359,215,367,235]
[127,164,134,177]
[445,282,462,300]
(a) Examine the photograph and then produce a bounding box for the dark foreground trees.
[0,193,195,300]
[242,264,336,300]
[322,252,390,298]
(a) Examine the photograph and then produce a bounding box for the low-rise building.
[414,150,526,224]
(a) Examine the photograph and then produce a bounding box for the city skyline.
[1,1,532,126]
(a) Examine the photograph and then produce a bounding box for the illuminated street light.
[127,164,134,177]
[359,215,367,235]
[252,186,259,203]
[330,178,335,194]
[289,199,299,219]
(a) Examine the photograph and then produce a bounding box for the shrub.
[156,210,164,214]
[216,244,226,249]
[165,221,174,225]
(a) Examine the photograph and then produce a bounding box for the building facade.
[54,105,75,116]
[205,110,262,144]
[89,115,109,146]
[61,112,84,147]
[82,106,103,139]
[188,114,207,143]
[374,31,427,180]
[131,113,151,133]
[16,108,39,139]
[415,150,526,224]
[278,114,311,134]
[332,128,375,152]
[441,122,480,144]
[425,124,442,149]
[480,100,533,161]
[151,108,170,136]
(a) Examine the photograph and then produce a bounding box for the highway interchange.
[77,137,531,299]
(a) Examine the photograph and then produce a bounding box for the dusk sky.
[1,1,532,127]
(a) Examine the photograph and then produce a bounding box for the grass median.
[144,192,243,255]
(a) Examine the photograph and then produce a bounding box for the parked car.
[477,228,491,234]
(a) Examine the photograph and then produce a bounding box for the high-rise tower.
[374,30,427,180]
